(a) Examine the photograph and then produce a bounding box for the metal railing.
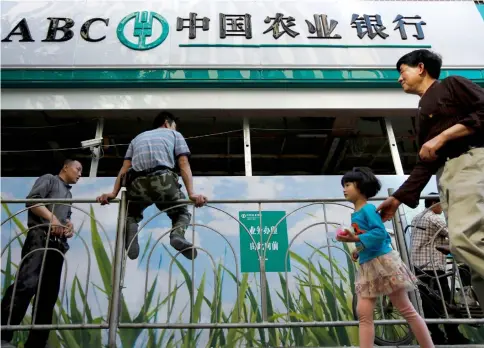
[1,192,483,347]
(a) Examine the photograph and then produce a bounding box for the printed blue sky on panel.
[1,175,437,346]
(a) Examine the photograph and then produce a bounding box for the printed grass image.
[2,202,483,347]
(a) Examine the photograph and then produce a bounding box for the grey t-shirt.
[26,174,72,229]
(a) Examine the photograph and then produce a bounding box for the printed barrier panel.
[4,176,483,347]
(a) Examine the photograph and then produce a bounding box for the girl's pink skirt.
[356,250,417,298]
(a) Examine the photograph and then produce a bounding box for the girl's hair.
[341,167,382,198]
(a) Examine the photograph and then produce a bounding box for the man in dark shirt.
[378,49,484,312]
[1,159,82,348]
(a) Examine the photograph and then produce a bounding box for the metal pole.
[89,118,104,178]
[191,205,195,321]
[322,204,339,320]
[384,118,404,176]
[108,189,127,348]
[385,118,410,229]
[258,203,268,322]
[243,117,252,176]
[388,188,421,314]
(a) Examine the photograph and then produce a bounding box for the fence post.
[108,190,128,348]
[387,188,421,314]
[258,203,268,322]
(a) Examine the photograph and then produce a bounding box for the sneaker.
[170,235,198,260]
[125,219,140,260]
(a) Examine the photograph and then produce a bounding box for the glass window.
[249,113,397,175]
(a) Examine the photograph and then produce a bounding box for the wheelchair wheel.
[352,294,414,346]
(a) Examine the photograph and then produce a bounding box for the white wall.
[1,88,419,110]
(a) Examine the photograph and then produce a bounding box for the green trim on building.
[476,4,484,21]
[1,69,484,89]
[179,44,432,49]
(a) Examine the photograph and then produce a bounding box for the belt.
[127,165,173,185]
[445,144,483,161]
[136,165,173,177]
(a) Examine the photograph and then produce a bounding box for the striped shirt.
[410,210,448,271]
[125,128,190,172]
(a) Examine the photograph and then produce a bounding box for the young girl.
[337,167,434,348]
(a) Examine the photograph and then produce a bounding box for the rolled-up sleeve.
[174,131,191,158]
[125,142,134,160]
[446,76,484,135]
[26,174,54,207]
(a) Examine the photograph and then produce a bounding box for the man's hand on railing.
[189,194,208,208]
[96,192,117,205]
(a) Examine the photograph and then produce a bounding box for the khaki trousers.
[436,147,484,313]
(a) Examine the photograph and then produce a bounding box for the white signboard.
[2,0,484,68]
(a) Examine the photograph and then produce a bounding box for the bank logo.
[117,11,169,51]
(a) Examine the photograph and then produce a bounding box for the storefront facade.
[2,0,484,178]
[2,0,484,91]
[2,2,484,347]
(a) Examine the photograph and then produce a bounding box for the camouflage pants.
[127,171,191,238]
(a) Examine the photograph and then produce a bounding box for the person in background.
[337,167,434,348]
[411,194,470,344]
[378,49,484,312]
[97,112,207,260]
[1,159,82,348]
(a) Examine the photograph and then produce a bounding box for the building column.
[243,117,252,176]
[89,118,104,177]
[384,117,404,175]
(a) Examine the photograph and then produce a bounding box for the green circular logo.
[117,11,169,51]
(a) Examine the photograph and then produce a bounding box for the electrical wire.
[0,129,244,154]
[1,120,95,130]
[250,127,353,132]
[1,127,354,154]
[1,146,87,154]
[185,129,242,139]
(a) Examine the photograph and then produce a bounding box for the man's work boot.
[125,218,140,260]
[170,234,197,260]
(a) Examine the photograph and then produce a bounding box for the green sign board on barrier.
[239,211,291,273]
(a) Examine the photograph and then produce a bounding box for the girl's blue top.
[351,203,392,264]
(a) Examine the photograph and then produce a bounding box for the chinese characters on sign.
[249,241,280,251]
[248,225,278,235]
[175,13,427,40]
[263,13,299,39]
[239,211,291,273]
[351,14,389,39]
[219,14,252,39]
[393,15,426,40]
[305,14,341,39]
[176,12,210,39]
